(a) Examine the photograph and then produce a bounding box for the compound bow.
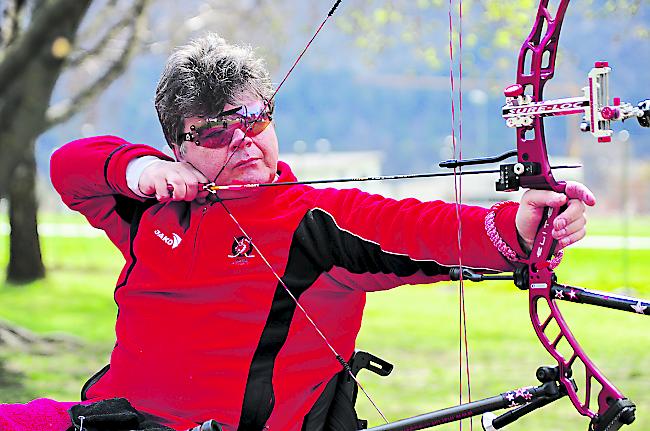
[429,0,650,430]
[199,1,650,430]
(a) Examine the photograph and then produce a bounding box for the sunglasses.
[178,105,273,149]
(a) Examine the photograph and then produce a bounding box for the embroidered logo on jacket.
[229,236,255,264]
[154,229,182,249]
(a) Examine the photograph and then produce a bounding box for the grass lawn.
[0,215,648,430]
[586,216,650,237]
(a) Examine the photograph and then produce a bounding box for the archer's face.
[176,97,279,186]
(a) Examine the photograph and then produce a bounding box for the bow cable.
[208,0,390,425]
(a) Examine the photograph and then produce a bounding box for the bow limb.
[512,0,568,193]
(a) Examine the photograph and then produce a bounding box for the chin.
[227,171,272,185]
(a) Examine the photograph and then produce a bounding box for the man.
[4,33,594,431]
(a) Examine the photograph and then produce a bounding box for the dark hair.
[155,33,275,147]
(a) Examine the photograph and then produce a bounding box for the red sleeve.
[50,135,173,257]
[406,197,525,271]
[309,188,525,274]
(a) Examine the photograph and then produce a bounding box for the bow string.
[447,0,474,428]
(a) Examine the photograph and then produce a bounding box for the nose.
[229,128,254,150]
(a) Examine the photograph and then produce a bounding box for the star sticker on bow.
[555,290,564,300]
[631,301,647,314]
[523,391,533,401]
[515,388,527,398]
[567,289,578,300]
[505,392,515,402]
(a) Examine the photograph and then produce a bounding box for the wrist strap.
[484,201,525,263]
[485,201,563,269]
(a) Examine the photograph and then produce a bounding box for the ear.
[172,143,184,161]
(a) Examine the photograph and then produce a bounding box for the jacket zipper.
[186,205,209,277]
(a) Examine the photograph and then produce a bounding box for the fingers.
[180,163,210,202]
[553,198,585,230]
[552,202,587,249]
[169,168,198,201]
[553,220,586,249]
[564,181,596,206]
[518,182,594,252]
[154,180,174,201]
[551,196,589,249]
[165,177,189,201]
[550,186,590,249]
[142,160,209,202]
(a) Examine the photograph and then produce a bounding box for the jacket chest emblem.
[153,229,182,249]
[229,235,255,264]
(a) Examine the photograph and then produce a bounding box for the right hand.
[138,160,210,203]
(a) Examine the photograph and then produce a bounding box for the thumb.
[516,190,567,248]
[138,177,156,196]
[523,190,568,209]
[564,181,596,206]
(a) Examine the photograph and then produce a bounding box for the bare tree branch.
[67,5,135,68]
[74,0,119,46]
[0,0,88,98]
[45,0,149,128]
[0,0,26,49]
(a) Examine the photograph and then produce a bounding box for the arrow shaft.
[204,165,581,192]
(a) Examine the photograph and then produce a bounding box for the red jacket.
[50,136,522,431]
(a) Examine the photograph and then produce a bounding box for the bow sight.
[503,61,649,143]
[441,61,650,193]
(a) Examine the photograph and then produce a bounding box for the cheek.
[259,129,279,164]
[184,147,227,175]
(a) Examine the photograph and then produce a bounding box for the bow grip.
[528,204,566,271]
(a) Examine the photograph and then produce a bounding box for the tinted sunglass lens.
[198,128,236,149]
[247,119,271,136]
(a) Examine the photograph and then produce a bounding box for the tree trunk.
[0,0,92,283]
[7,148,45,283]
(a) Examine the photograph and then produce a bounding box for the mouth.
[234,158,260,168]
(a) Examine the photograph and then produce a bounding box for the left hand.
[516,181,596,252]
